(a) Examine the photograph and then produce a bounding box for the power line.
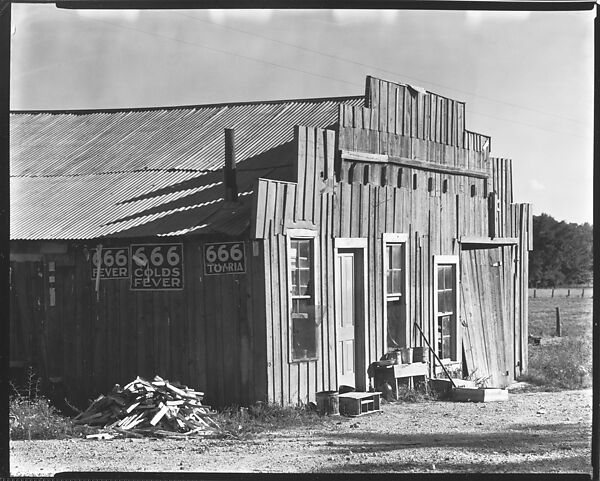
[174,11,589,126]
[469,110,593,140]
[56,11,591,141]
[63,10,364,91]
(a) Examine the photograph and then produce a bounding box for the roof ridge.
[10,168,211,178]
[10,95,365,116]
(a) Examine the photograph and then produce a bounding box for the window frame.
[286,229,320,363]
[432,255,460,363]
[382,233,409,350]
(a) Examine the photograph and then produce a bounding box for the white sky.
[10,6,595,225]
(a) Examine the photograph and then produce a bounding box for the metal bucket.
[413,346,426,363]
[400,347,413,364]
[316,391,339,415]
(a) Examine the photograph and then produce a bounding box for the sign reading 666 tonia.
[203,241,246,275]
[130,243,184,290]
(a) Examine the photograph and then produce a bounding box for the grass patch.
[522,296,592,391]
[9,395,96,440]
[9,369,96,441]
[519,337,592,391]
[528,297,592,338]
[393,385,439,403]
[213,402,329,438]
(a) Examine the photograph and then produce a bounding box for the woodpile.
[74,375,220,438]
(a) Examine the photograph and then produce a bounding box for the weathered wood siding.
[251,121,526,403]
[250,76,531,403]
[344,76,491,153]
[460,245,517,387]
[9,236,266,408]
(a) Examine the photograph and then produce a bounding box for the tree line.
[529,213,593,287]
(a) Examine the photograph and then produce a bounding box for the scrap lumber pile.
[74,375,220,438]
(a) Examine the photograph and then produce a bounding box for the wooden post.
[582,288,585,298]
[224,128,238,202]
[555,307,561,337]
[567,289,571,298]
[551,288,555,298]
[534,289,536,298]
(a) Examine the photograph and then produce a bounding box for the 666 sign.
[131,243,184,290]
[203,242,246,275]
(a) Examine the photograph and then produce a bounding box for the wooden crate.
[339,392,381,417]
[451,387,509,402]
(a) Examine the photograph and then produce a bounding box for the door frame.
[333,238,368,391]
[382,233,409,350]
[432,254,461,364]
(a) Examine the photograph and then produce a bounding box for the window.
[434,257,459,362]
[289,237,317,361]
[383,234,408,349]
[386,244,404,299]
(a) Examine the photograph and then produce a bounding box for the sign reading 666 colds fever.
[203,242,245,275]
[130,243,184,290]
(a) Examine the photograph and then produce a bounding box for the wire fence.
[528,287,593,298]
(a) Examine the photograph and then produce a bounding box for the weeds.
[9,368,96,441]
[518,337,592,390]
[393,385,439,403]
[213,402,326,438]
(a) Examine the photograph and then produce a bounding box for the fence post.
[534,289,536,298]
[567,289,570,298]
[555,307,561,337]
[582,288,585,298]
[551,288,555,298]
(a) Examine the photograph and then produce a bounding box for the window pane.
[437,266,445,289]
[438,290,445,313]
[390,244,402,269]
[444,265,454,289]
[291,269,299,296]
[444,290,454,313]
[386,270,393,294]
[293,298,310,315]
[391,270,403,294]
[292,314,317,360]
[290,240,299,266]
[298,239,310,263]
[440,315,453,359]
[299,269,310,295]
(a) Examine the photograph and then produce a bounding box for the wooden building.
[10,76,532,408]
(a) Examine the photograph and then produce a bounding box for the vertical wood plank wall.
[252,78,531,403]
[9,236,265,409]
[252,134,529,402]
[10,76,531,408]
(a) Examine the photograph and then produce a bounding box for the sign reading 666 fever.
[130,243,184,290]
[203,242,245,275]
[90,247,130,279]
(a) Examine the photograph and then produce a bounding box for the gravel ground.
[10,387,593,475]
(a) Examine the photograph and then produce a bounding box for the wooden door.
[336,252,357,388]
[460,246,515,387]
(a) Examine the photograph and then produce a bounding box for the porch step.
[338,391,381,417]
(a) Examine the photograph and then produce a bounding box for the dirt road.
[10,388,592,475]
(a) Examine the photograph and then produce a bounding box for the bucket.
[400,347,413,364]
[316,391,339,415]
[413,346,426,363]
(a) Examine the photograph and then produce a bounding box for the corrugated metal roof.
[11,96,364,240]
[11,96,364,176]
[10,168,271,240]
